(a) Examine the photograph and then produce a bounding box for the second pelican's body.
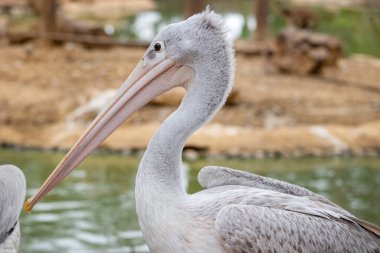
[0,165,26,253]
[28,9,380,253]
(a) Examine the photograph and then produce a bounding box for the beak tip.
[25,199,32,213]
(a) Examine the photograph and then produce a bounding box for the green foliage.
[265,2,380,57]
[113,15,138,41]
[315,7,380,57]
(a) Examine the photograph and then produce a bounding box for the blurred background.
[0,0,379,252]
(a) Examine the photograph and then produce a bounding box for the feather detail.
[352,217,380,237]
[189,7,229,38]
[198,166,380,241]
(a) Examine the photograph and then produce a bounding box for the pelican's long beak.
[26,56,194,212]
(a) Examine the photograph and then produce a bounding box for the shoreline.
[1,45,380,159]
[2,143,380,160]
[2,121,380,160]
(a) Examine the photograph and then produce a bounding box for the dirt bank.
[1,43,380,157]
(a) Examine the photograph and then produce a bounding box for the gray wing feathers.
[215,205,380,253]
[199,166,380,238]
[198,166,333,204]
[352,217,380,237]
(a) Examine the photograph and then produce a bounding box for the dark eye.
[154,42,162,52]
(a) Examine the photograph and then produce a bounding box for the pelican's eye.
[146,41,165,61]
[154,42,163,52]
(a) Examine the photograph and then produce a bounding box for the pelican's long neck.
[137,56,233,196]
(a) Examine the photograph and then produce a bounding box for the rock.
[282,7,318,30]
[271,27,342,74]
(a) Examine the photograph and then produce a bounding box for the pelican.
[26,9,380,252]
[0,165,26,253]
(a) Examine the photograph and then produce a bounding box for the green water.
[0,148,379,252]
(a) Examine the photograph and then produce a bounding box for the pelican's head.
[26,9,234,211]
[153,10,233,67]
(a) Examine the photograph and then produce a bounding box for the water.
[0,148,379,252]
[109,0,380,57]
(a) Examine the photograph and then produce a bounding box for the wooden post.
[184,0,206,18]
[39,0,57,40]
[255,0,269,42]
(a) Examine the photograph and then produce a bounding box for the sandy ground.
[62,0,155,19]
[0,43,380,157]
